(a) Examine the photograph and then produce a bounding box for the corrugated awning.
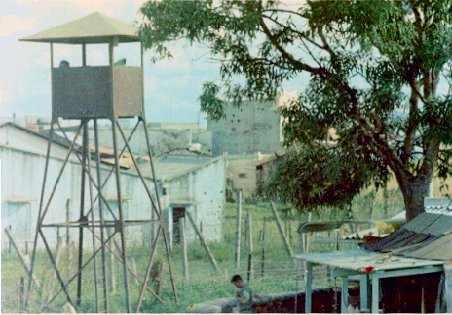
[20,12,139,44]
[294,249,444,272]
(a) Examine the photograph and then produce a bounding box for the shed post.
[235,190,242,268]
[371,275,379,313]
[341,276,349,313]
[305,262,313,313]
[359,274,369,312]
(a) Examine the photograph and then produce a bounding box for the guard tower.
[21,12,177,313]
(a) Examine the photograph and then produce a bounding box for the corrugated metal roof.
[20,12,138,44]
[294,249,444,272]
[425,197,452,215]
[366,211,452,261]
[404,213,452,236]
[402,233,452,261]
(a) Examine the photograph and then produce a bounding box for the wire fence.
[2,201,369,313]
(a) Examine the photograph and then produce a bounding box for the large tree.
[139,0,451,221]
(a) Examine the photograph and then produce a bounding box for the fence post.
[247,210,253,281]
[261,217,266,279]
[270,201,293,257]
[66,199,70,245]
[130,257,138,285]
[19,277,25,312]
[180,219,189,282]
[4,228,40,287]
[235,190,242,269]
[186,212,221,274]
[107,228,116,293]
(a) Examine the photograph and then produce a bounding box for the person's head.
[231,274,244,288]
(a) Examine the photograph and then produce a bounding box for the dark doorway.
[172,207,186,244]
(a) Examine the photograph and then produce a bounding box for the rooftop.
[294,249,443,273]
[20,12,138,44]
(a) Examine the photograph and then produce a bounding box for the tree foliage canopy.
[139,0,451,219]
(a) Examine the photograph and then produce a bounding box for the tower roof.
[20,12,139,44]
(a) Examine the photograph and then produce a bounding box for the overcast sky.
[0,0,229,125]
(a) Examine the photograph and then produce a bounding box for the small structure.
[296,199,452,313]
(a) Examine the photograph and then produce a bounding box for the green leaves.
[139,0,451,217]
[265,144,377,211]
[199,82,226,121]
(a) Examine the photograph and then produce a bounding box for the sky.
[0,0,228,125]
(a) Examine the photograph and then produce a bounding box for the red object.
[362,266,375,273]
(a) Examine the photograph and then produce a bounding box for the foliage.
[139,0,451,219]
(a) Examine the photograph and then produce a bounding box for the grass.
[1,187,404,313]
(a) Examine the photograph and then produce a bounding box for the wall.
[226,153,277,195]
[0,124,226,251]
[207,99,282,155]
[0,125,161,250]
[164,156,226,244]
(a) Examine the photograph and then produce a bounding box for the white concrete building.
[0,123,225,250]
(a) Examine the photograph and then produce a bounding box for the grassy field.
[1,187,405,313]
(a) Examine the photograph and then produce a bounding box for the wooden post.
[247,210,253,280]
[186,212,221,274]
[19,277,25,312]
[288,221,292,245]
[107,228,116,293]
[130,257,138,285]
[247,211,253,254]
[4,228,40,287]
[200,221,203,246]
[261,217,266,279]
[180,219,189,282]
[66,199,70,245]
[305,262,313,313]
[45,237,63,304]
[246,254,252,283]
[270,201,293,257]
[235,190,242,268]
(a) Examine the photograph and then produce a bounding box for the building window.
[239,173,246,178]
[256,165,263,170]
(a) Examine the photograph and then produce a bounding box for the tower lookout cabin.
[20,12,144,119]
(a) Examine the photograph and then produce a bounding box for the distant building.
[92,124,212,156]
[0,122,225,250]
[226,152,280,196]
[207,98,284,155]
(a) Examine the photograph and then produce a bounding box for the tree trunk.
[401,176,431,222]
